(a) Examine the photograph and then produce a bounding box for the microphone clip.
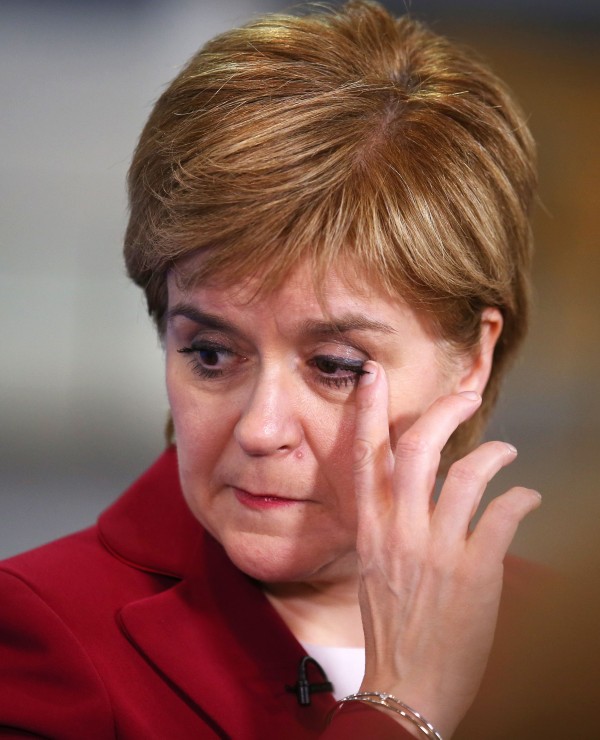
[286,655,333,706]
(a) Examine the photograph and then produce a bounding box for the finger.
[431,441,518,544]
[392,391,483,522]
[353,361,393,523]
[468,487,541,567]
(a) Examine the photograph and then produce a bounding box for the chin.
[220,530,351,585]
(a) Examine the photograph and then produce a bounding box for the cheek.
[166,364,234,467]
[386,365,455,447]
[167,379,237,535]
[307,402,358,500]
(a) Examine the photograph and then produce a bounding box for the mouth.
[232,487,303,511]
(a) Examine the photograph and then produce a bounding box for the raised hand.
[353,362,541,738]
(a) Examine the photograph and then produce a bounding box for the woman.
[0,2,541,737]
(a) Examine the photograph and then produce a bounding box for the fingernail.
[360,361,377,386]
[506,443,518,454]
[458,390,481,401]
[530,489,542,503]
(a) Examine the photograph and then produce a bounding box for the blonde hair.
[124,0,536,461]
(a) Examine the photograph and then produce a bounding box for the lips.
[232,487,302,510]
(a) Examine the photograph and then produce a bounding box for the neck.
[263,572,364,648]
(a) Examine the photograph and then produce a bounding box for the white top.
[301,642,365,700]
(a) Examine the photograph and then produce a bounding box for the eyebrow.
[299,315,398,338]
[167,304,397,338]
[167,305,241,335]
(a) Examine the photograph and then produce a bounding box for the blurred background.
[1,0,599,573]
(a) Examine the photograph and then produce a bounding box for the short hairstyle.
[124,0,536,462]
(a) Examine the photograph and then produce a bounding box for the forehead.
[169,254,389,311]
[166,255,440,345]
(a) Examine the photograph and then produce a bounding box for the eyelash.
[308,355,368,389]
[177,344,368,389]
[177,341,236,380]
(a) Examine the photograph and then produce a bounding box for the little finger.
[468,487,542,567]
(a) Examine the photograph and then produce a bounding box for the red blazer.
[0,448,404,738]
[0,448,542,738]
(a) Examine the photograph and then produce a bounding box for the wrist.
[358,672,465,738]
[337,691,444,739]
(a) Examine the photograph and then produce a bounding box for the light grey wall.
[1,0,279,557]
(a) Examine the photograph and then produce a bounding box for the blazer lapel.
[119,532,336,738]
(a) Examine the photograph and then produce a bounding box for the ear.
[454,307,503,395]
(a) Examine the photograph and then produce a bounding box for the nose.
[233,369,304,456]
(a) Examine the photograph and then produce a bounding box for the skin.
[354,371,540,735]
[165,257,540,737]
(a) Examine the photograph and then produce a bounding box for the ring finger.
[431,440,518,545]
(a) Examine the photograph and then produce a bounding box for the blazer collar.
[97,446,201,578]
[97,447,335,735]
[119,532,335,737]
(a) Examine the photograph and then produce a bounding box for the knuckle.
[355,392,377,412]
[353,438,377,472]
[447,459,480,484]
[395,430,431,459]
[428,545,451,575]
[486,494,518,522]
[397,534,422,563]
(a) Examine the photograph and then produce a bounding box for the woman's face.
[166,260,464,585]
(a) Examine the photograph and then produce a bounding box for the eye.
[309,354,367,390]
[177,341,245,379]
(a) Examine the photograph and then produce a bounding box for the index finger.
[353,362,393,522]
